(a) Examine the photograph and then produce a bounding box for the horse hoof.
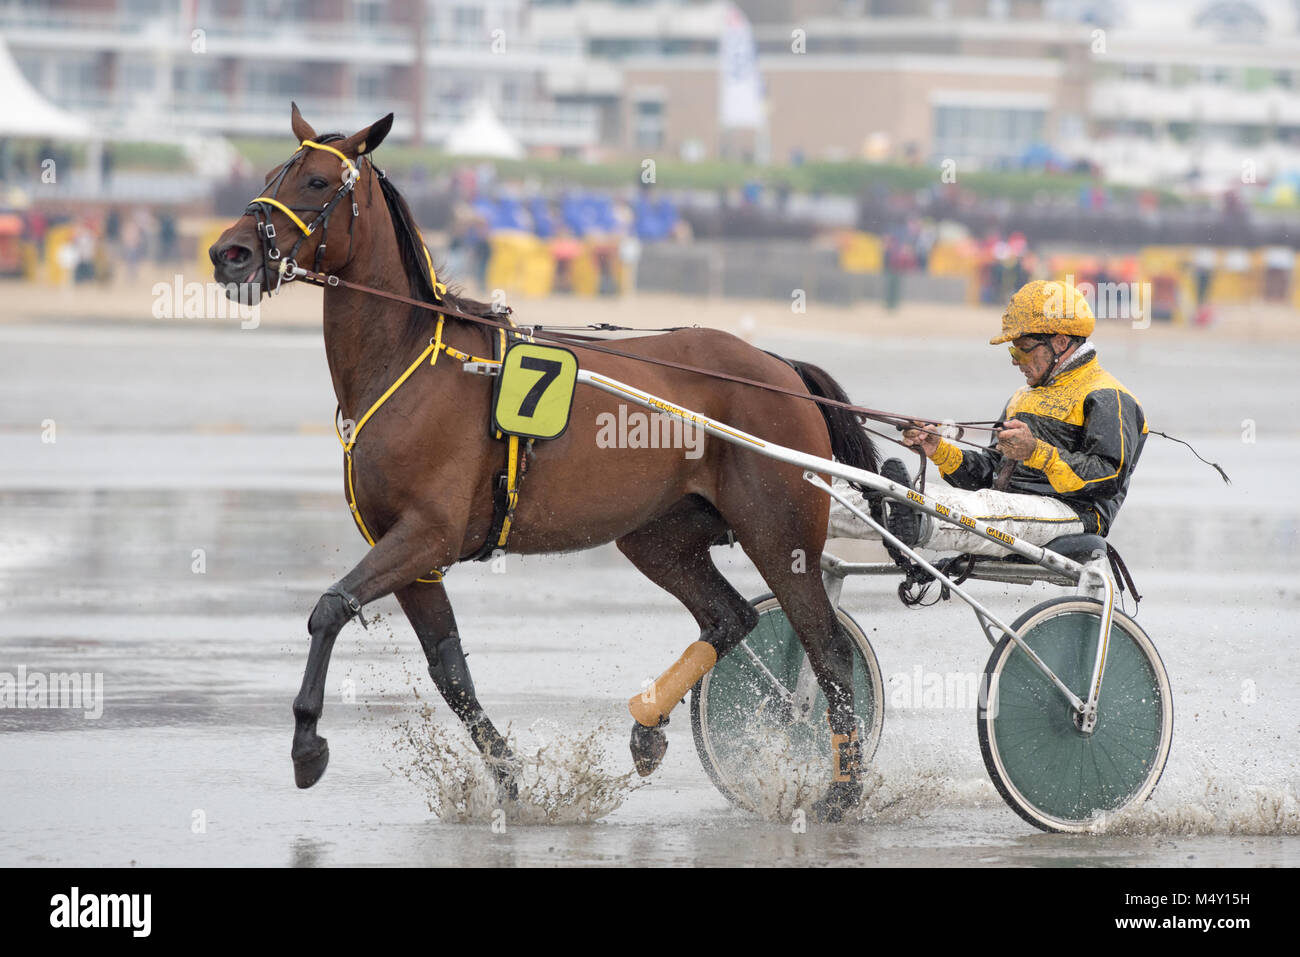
[293,738,330,789]
[630,721,668,777]
[810,780,861,824]
[488,758,522,802]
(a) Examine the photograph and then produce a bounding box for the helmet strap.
[1036,338,1072,387]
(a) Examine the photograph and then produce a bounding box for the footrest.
[1041,533,1106,563]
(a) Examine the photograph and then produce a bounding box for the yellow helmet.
[990,279,1095,345]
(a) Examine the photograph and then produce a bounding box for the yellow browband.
[247,140,355,236]
[299,138,358,176]
[249,139,448,296]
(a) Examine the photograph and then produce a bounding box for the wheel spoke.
[983,601,1171,831]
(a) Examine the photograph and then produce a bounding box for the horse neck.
[320,219,426,420]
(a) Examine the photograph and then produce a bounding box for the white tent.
[443,99,524,159]
[0,35,94,139]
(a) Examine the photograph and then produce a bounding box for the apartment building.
[0,0,599,151]
[7,0,1300,187]
[532,0,1094,165]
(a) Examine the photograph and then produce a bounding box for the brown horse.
[210,106,880,820]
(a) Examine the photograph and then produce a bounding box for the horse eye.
[308,178,328,190]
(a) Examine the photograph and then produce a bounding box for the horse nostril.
[211,243,252,268]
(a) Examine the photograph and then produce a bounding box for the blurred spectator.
[73,219,97,283]
[24,208,48,259]
[122,213,149,280]
[448,201,490,289]
[619,233,642,297]
[100,147,115,189]
[883,227,917,311]
[157,212,179,263]
[452,165,478,203]
[1192,247,1216,307]
[550,227,581,294]
[56,231,78,288]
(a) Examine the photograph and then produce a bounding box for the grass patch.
[230,137,1182,205]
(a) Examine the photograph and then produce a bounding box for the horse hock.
[628,640,718,776]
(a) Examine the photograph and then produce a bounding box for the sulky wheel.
[977,596,1174,833]
[691,593,884,814]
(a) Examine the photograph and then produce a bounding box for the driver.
[829,279,1148,556]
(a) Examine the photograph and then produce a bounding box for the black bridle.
[243,135,366,294]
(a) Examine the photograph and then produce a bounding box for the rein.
[243,137,1229,483]
[285,260,999,452]
[241,136,996,453]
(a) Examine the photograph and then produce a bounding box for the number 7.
[517,356,562,417]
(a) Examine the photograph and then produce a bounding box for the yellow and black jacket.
[929,348,1147,536]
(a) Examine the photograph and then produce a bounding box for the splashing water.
[388,709,644,825]
[706,716,994,824]
[1087,776,1300,836]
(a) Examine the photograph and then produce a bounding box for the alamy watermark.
[887,666,997,716]
[0,666,104,719]
[1044,274,1152,330]
[595,404,705,459]
[152,275,261,329]
[50,887,150,937]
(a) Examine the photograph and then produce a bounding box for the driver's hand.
[995,417,1037,461]
[901,421,941,457]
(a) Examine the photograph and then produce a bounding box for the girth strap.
[468,322,535,562]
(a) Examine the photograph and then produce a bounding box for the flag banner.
[719,2,764,130]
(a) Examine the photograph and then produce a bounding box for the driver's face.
[1009,336,1055,386]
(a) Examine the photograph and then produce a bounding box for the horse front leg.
[292,520,448,788]
[394,582,520,800]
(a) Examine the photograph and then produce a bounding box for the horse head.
[209,103,393,303]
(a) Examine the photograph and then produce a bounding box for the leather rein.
[288,261,1001,452]
[244,141,999,454]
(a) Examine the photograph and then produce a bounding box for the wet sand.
[1,314,1297,866]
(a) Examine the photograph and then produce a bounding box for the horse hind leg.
[725,507,864,823]
[616,498,759,777]
[394,582,520,800]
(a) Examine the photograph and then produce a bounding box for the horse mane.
[309,132,496,328]
[369,156,497,324]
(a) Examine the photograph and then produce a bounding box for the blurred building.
[1057,0,1300,188]
[0,0,600,151]
[6,0,1300,187]
[533,0,1093,165]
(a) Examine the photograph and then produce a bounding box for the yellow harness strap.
[246,196,313,236]
[489,319,534,551]
[335,320,514,580]
[247,141,356,236]
[498,435,521,547]
[335,339,438,551]
[299,138,358,177]
[420,240,448,299]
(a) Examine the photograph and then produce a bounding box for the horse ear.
[341,113,394,157]
[290,102,317,144]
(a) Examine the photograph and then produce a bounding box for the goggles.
[1007,337,1054,363]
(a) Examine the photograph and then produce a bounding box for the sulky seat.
[1040,533,1107,564]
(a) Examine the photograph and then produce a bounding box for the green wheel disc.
[978,597,1173,832]
[691,595,884,814]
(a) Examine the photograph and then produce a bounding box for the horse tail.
[787,360,879,476]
